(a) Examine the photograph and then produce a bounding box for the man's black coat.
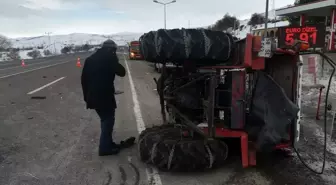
[81,48,126,109]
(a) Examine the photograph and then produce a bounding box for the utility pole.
[272,0,277,28]
[264,0,269,38]
[153,0,177,29]
[233,18,236,35]
[45,32,56,54]
[45,32,51,49]
[54,41,56,54]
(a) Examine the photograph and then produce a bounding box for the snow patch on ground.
[19,49,46,60]
[306,161,336,183]
[313,128,336,155]
[0,52,11,61]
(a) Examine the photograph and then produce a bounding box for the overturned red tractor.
[137,28,334,173]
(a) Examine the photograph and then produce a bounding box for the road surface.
[0,53,336,185]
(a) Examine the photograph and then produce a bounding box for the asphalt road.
[0,53,336,185]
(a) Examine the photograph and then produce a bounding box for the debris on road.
[115,90,124,95]
[30,96,46,100]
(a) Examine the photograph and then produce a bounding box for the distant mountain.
[10,32,144,54]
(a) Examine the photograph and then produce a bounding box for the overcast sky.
[0,0,294,38]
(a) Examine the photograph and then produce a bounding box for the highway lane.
[0,53,90,71]
[0,53,92,79]
[0,53,335,185]
[0,53,151,185]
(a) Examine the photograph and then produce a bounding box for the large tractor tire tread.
[138,125,229,172]
[139,124,174,139]
[138,125,184,163]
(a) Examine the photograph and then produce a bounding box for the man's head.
[102,39,118,51]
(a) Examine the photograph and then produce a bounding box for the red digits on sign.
[310,32,317,44]
[299,33,309,43]
[286,33,294,45]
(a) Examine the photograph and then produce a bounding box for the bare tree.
[209,13,240,31]
[0,35,12,51]
[7,49,20,60]
[248,13,268,27]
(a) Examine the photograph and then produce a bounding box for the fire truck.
[128,41,143,60]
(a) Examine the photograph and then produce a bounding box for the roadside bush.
[27,50,42,59]
[43,49,52,56]
[61,46,71,54]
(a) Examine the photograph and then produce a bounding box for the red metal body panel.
[243,35,265,70]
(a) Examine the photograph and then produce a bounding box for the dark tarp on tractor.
[247,71,299,152]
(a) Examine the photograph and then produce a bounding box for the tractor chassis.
[157,63,263,168]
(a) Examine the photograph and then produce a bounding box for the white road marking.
[123,56,163,185]
[27,77,65,95]
[0,60,57,71]
[0,61,71,79]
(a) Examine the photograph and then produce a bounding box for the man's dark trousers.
[95,108,117,153]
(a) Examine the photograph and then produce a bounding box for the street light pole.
[153,0,176,29]
[164,4,166,29]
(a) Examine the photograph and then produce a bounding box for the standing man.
[81,39,129,156]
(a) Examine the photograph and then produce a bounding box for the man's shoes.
[99,146,120,156]
[98,137,135,156]
[119,137,136,149]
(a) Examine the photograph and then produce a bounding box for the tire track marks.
[119,166,127,185]
[103,171,112,185]
[103,160,141,185]
[129,162,140,185]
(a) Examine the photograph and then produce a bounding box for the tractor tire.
[138,125,229,172]
[138,124,182,163]
[152,139,228,172]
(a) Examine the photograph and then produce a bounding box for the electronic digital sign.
[277,25,326,48]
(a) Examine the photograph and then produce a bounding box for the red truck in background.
[129,41,143,60]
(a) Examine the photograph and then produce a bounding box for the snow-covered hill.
[10,32,144,55]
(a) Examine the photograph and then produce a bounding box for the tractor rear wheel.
[138,124,229,172]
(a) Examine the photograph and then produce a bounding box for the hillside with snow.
[0,32,143,61]
[10,32,143,55]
